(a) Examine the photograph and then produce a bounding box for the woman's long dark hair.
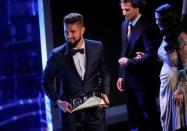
[155,3,182,52]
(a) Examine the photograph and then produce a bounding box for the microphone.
[184,67,187,74]
[179,69,187,82]
[178,69,187,82]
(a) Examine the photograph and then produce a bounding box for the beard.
[67,37,81,48]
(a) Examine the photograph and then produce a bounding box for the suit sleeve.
[119,21,127,77]
[99,43,110,96]
[127,24,156,67]
[41,51,64,105]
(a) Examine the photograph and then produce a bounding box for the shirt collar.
[74,40,85,50]
[129,14,141,26]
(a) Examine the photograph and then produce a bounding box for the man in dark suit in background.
[41,13,110,131]
[116,0,161,130]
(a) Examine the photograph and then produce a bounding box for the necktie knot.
[71,48,84,55]
[128,24,133,30]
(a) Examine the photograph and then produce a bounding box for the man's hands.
[99,93,110,108]
[135,52,145,59]
[56,93,110,112]
[116,77,124,92]
[118,57,128,67]
[118,52,144,67]
[117,52,144,92]
[56,100,72,113]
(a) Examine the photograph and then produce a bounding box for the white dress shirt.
[72,42,86,80]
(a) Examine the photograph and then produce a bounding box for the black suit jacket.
[41,39,110,104]
[120,16,158,90]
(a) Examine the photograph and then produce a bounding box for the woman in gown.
[155,3,187,131]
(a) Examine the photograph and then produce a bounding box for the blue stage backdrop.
[0,0,48,130]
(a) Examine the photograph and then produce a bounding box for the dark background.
[50,0,183,106]
[0,0,184,130]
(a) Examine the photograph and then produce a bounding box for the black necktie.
[71,48,84,55]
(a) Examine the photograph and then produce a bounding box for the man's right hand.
[116,77,124,92]
[135,52,144,59]
[56,100,72,113]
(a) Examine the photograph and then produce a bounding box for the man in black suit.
[116,0,161,131]
[41,13,110,131]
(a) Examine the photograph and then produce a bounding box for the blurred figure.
[116,0,161,130]
[41,13,110,131]
[155,3,187,131]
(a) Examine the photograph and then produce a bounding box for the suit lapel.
[125,17,143,57]
[122,20,130,56]
[128,17,142,43]
[83,40,91,81]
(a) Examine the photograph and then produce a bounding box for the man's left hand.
[99,93,110,108]
[118,57,128,67]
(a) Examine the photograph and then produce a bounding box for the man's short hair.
[63,13,84,26]
[120,0,146,8]
[120,0,146,13]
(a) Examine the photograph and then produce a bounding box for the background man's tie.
[127,24,133,40]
